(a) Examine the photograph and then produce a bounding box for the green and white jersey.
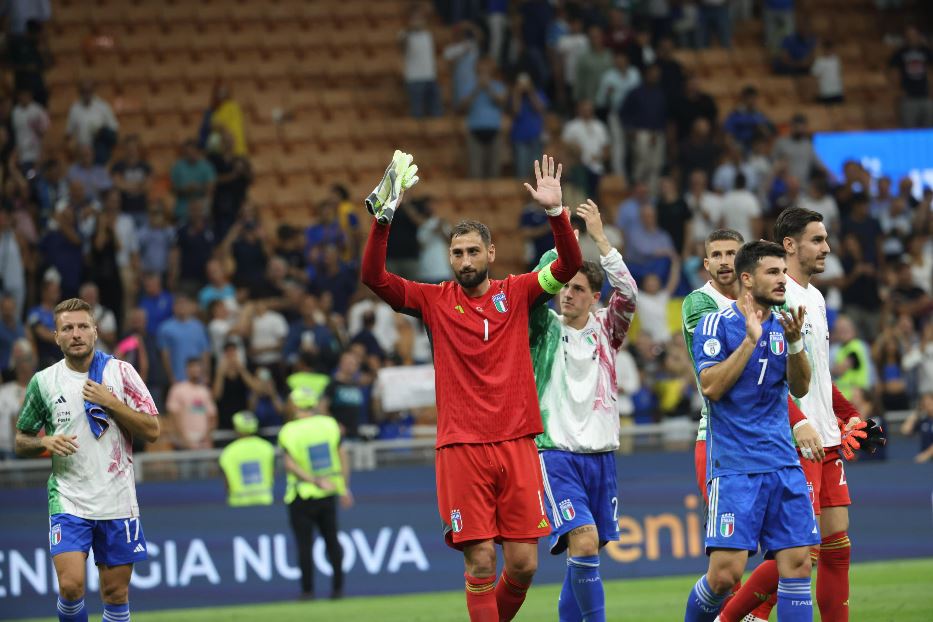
[16,358,158,519]
[531,247,638,453]
[681,282,735,442]
[784,277,839,447]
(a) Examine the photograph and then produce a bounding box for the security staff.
[218,411,276,507]
[278,387,353,600]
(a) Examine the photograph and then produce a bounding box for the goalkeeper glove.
[859,418,886,455]
[365,150,419,225]
[839,420,867,460]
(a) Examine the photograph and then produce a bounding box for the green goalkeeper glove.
[365,150,419,225]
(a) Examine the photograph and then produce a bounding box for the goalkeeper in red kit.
[362,153,582,622]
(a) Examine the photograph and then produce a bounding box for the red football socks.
[818,532,851,622]
[465,573,498,622]
[495,570,531,621]
[718,560,779,622]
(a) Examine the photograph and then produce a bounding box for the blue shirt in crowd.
[157,317,209,381]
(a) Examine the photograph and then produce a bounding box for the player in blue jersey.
[683,241,819,622]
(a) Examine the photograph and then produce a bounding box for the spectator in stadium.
[247,299,289,374]
[208,83,247,157]
[443,20,481,104]
[170,139,216,224]
[656,175,693,259]
[670,73,718,144]
[284,294,340,372]
[399,4,443,118]
[249,366,285,428]
[304,199,346,266]
[138,271,173,339]
[621,63,667,194]
[218,411,275,505]
[10,86,48,173]
[114,307,149,384]
[78,282,117,352]
[308,244,358,316]
[110,134,151,227]
[637,260,682,344]
[0,295,23,370]
[837,232,882,339]
[35,157,67,222]
[136,203,178,287]
[901,392,933,463]
[723,85,774,154]
[626,204,677,274]
[773,19,816,75]
[831,314,873,399]
[0,339,33,459]
[904,320,933,396]
[7,18,51,106]
[872,323,912,412]
[198,258,236,312]
[842,192,884,267]
[595,51,640,176]
[697,0,732,48]
[510,72,549,180]
[96,188,140,323]
[0,207,27,319]
[798,174,840,241]
[86,205,124,333]
[222,207,270,289]
[655,37,686,101]
[886,260,932,328]
[323,350,369,438]
[718,173,762,243]
[157,293,210,385]
[415,199,453,283]
[166,357,217,450]
[905,233,932,294]
[677,117,719,186]
[772,114,826,187]
[888,26,933,128]
[763,0,795,53]
[561,99,609,197]
[176,199,217,289]
[811,39,844,104]
[554,16,588,111]
[460,57,507,179]
[574,25,613,104]
[329,184,361,262]
[213,339,255,431]
[37,209,82,299]
[208,130,251,241]
[65,80,118,163]
[684,169,722,249]
[26,274,59,369]
[880,197,914,260]
[870,175,894,218]
[280,386,353,600]
[66,144,112,203]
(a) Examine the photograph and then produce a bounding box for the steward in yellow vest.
[218,411,276,507]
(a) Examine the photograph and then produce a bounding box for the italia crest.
[769,331,785,356]
[582,328,598,346]
[450,509,463,533]
[492,292,508,313]
[559,499,576,522]
[50,523,61,546]
[719,513,735,538]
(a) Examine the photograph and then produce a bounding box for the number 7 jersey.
[692,303,800,478]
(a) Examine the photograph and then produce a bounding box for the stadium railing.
[0,411,913,489]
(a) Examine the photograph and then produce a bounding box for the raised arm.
[578,199,638,349]
[523,154,582,290]
[361,219,414,310]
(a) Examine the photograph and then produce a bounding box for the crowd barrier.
[0,437,929,619]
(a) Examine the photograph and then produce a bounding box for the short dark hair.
[450,220,492,246]
[578,261,604,293]
[705,229,744,254]
[735,240,786,279]
[331,183,349,201]
[774,207,823,242]
[185,357,202,367]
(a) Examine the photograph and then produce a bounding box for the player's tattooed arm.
[15,430,78,457]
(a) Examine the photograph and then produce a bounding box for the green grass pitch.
[13,558,933,621]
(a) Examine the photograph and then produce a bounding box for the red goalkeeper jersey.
[362,213,581,448]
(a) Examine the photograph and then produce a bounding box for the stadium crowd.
[0,0,931,462]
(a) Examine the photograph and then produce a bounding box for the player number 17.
[123,518,140,543]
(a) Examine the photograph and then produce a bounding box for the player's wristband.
[545,205,564,217]
[792,419,810,431]
[788,339,804,355]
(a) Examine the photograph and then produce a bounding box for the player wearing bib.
[530,200,637,622]
[683,241,818,622]
[362,155,582,622]
[218,411,275,507]
[15,298,160,622]
[721,208,876,622]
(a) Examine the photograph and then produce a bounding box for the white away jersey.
[16,358,159,519]
[784,277,840,447]
[531,248,638,452]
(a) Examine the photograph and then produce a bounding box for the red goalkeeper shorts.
[436,436,550,550]
[799,446,851,515]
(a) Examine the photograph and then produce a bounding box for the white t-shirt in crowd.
[811,54,843,98]
[562,118,610,173]
[719,189,761,242]
[403,30,437,82]
[250,310,288,365]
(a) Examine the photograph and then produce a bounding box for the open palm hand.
[523,154,563,209]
